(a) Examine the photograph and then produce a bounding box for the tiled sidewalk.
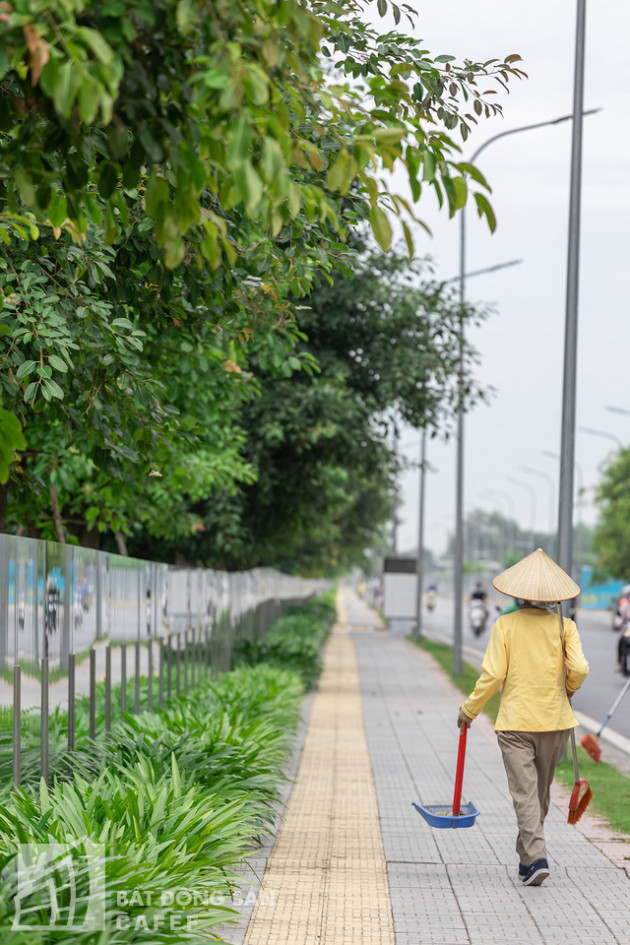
[223,588,630,945]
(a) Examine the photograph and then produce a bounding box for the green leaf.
[16,360,36,380]
[227,118,253,170]
[14,169,36,208]
[401,220,414,260]
[145,172,169,218]
[369,206,392,252]
[326,152,349,192]
[233,161,263,211]
[42,378,64,400]
[78,81,102,124]
[456,161,491,192]
[78,26,115,65]
[48,354,68,373]
[138,125,163,163]
[422,151,436,182]
[0,46,10,81]
[371,127,406,144]
[176,0,197,35]
[53,61,78,119]
[36,182,52,210]
[98,162,119,199]
[474,192,497,233]
[450,175,467,211]
[23,382,38,404]
[164,235,186,269]
[48,193,68,227]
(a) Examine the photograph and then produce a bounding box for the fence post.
[158,637,164,708]
[183,628,189,694]
[89,648,96,741]
[121,643,127,712]
[105,645,111,734]
[134,640,140,714]
[41,656,49,782]
[68,653,75,752]
[176,632,181,696]
[147,638,153,712]
[167,633,173,701]
[12,664,21,787]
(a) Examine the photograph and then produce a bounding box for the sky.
[372,1,630,556]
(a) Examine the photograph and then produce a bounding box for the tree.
[0,0,524,548]
[125,238,492,573]
[592,450,630,579]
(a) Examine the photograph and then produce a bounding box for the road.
[421,595,630,747]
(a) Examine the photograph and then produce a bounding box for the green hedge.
[232,592,336,690]
[0,593,336,943]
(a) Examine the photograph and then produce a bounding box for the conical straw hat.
[492,548,580,602]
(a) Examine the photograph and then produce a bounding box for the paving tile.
[222,589,630,945]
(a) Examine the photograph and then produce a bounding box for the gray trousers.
[497,729,571,865]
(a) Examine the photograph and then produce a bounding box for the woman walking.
[457,548,589,887]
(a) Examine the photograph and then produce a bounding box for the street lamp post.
[452,105,599,675]
[520,466,556,537]
[542,449,584,523]
[557,0,588,582]
[481,489,517,559]
[477,495,506,565]
[506,477,537,551]
[543,449,586,563]
[414,429,427,642]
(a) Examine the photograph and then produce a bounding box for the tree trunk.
[50,483,65,543]
[116,530,129,556]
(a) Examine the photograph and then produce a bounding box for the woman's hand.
[457,707,472,729]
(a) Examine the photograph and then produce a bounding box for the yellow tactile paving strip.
[243,594,395,945]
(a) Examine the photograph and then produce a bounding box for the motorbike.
[469,599,488,637]
[426,589,437,612]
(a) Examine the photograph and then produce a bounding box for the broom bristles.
[568,782,593,825]
[580,732,602,763]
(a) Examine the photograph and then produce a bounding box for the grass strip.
[414,636,501,724]
[412,635,630,838]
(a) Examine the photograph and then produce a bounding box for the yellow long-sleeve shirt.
[461,606,589,731]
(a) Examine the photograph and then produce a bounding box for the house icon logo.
[12,842,106,931]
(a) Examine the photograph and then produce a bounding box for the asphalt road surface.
[421,595,630,746]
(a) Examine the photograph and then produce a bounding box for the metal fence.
[1,533,325,786]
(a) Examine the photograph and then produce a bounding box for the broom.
[567,728,593,824]
[580,675,630,762]
[557,604,593,824]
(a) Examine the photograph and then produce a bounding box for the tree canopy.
[0,0,525,563]
[125,237,490,574]
[592,450,630,580]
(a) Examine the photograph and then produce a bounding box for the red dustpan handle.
[452,726,467,816]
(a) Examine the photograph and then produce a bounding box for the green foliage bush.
[0,594,336,941]
[232,593,336,690]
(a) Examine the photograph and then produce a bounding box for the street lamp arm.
[444,259,522,283]
[468,109,602,164]
[578,426,623,449]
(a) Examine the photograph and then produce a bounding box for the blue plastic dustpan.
[412,726,480,829]
[412,800,480,829]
